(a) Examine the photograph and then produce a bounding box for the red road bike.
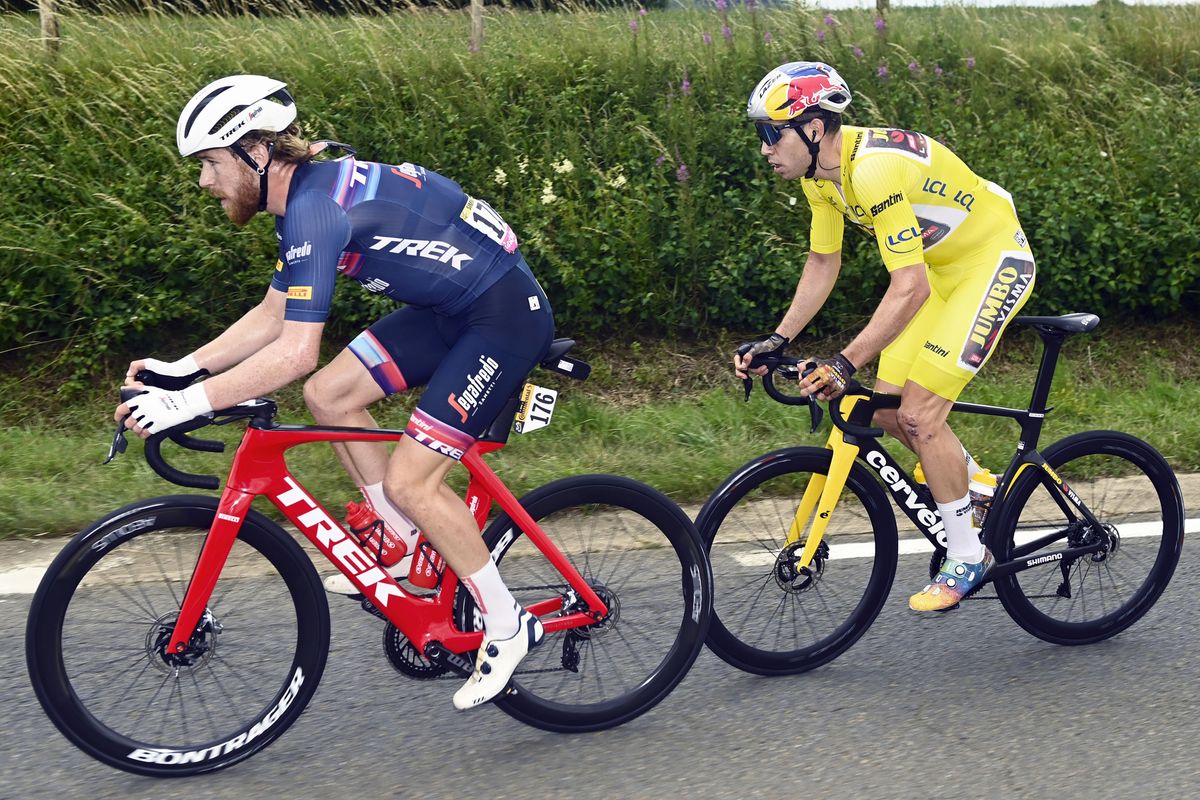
[26,339,712,777]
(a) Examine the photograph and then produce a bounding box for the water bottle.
[409,535,445,589]
[969,469,997,529]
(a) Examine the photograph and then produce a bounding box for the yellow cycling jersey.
[803,126,1026,271]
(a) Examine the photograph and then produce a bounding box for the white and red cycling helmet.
[747,62,851,178]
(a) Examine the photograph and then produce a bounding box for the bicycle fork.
[785,401,864,571]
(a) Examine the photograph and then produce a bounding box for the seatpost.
[1027,328,1068,416]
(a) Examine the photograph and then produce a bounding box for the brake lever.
[103,416,130,464]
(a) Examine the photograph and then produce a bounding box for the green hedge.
[3,4,1200,375]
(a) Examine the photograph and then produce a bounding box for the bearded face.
[195,147,261,226]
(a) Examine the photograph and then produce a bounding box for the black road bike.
[699,313,1185,676]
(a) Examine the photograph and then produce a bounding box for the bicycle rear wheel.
[26,496,330,777]
[987,431,1184,645]
[466,475,711,733]
[697,448,898,676]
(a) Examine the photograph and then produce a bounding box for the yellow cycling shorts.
[877,238,1036,401]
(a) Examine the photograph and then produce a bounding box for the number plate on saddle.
[514,383,558,434]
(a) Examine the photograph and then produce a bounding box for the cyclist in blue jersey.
[115,75,550,709]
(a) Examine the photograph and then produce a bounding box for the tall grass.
[2,3,1200,384]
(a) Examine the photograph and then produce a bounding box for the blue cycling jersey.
[270,158,523,322]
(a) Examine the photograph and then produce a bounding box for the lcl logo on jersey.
[885,226,921,254]
[369,237,473,270]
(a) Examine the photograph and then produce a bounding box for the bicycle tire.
[26,496,330,777]
[986,431,1184,645]
[697,447,898,676]
[459,475,712,733]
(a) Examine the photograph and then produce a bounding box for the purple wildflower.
[639,6,647,15]
[681,74,692,96]
[816,30,826,43]
[852,45,864,60]
[703,32,713,45]
[764,30,773,44]
[908,61,920,74]
[877,65,889,79]
[629,19,638,33]
[966,56,976,69]
[715,0,727,10]
[934,65,944,78]
[722,24,732,42]
[875,17,886,32]
[676,162,690,183]
[746,0,756,10]
[824,14,836,27]
[656,154,667,166]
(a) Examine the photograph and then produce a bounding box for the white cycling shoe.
[453,607,545,710]
[322,554,412,596]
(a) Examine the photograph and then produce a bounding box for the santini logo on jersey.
[870,192,903,217]
[369,237,473,270]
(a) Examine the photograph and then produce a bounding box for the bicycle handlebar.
[107,369,276,490]
[738,346,885,439]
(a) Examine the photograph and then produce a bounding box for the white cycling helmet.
[176,74,296,157]
[746,61,852,123]
[177,75,298,212]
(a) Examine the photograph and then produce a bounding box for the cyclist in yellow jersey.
[734,62,1036,612]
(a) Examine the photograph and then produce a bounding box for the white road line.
[727,517,1198,567]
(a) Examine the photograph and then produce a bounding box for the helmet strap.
[230,140,276,212]
[795,124,823,180]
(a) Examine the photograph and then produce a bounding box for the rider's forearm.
[841,266,930,369]
[190,301,285,375]
[775,253,840,341]
[194,332,320,410]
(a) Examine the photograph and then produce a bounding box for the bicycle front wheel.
[26,496,330,777]
[698,447,898,676]
[467,475,712,733]
[987,431,1184,645]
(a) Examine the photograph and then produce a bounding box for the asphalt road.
[3,537,1198,800]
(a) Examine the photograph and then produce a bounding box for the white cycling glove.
[139,354,200,378]
[126,384,213,434]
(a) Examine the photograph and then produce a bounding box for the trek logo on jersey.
[361,277,390,294]
[369,237,473,270]
[390,162,426,189]
[285,241,312,263]
[885,226,921,254]
[287,286,312,300]
[447,355,501,424]
[959,256,1035,370]
[870,192,903,217]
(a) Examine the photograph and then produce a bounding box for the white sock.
[461,559,521,639]
[962,446,983,479]
[362,482,420,552]
[938,493,985,563]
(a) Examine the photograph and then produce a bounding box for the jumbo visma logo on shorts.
[959,256,1036,370]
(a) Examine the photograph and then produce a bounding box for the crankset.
[774,540,830,594]
[383,624,450,680]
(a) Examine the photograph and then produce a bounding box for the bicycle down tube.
[166,423,608,657]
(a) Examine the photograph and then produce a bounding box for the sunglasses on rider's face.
[755,121,800,146]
